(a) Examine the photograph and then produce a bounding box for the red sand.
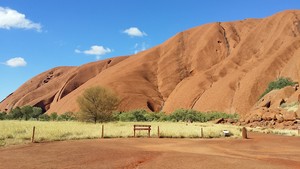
[0,132,299,169]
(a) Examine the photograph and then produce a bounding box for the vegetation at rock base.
[114,109,239,123]
[1,106,238,123]
[0,106,76,121]
[0,106,42,120]
[259,77,298,99]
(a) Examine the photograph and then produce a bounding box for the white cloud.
[134,42,147,54]
[75,45,112,60]
[83,45,112,55]
[5,57,27,67]
[0,7,41,31]
[123,27,147,37]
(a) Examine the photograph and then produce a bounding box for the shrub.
[76,86,119,123]
[169,109,238,122]
[21,105,33,120]
[6,106,43,120]
[116,110,168,122]
[58,112,76,121]
[203,111,238,122]
[116,109,238,122]
[0,112,7,120]
[145,112,168,121]
[32,107,43,119]
[49,112,58,121]
[39,114,50,121]
[10,107,23,120]
[169,109,205,122]
[117,109,147,122]
[260,77,297,99]
[131,110,148,121]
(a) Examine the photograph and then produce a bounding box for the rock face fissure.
[178,32,189,81]
[190,78,215,110]
[56,73,77,102]
[292,12,300,37]
[155,52,166,108]
[1,10,300,117]
[190,90,205,110]
[159,101,165,112]
[218,22,230,55]
[229,81,240,113]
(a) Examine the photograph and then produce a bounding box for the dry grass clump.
[248,127,298,136]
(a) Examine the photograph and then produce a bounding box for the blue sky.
[0,0,299,101]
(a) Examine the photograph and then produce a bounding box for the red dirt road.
[0,132,299,169]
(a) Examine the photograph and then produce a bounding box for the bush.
[144,111,168,121]
[0,106,78,121]
[32,107,43,119]
[115,109,238,123]
[6,106,44,120]
[39,114,50,121]
[49,112,58,121]
[260,77,297,99]
[21,105,33,120]
[116,110,167,122]
[117,109,146,121]
[168,109,238,122]
[58,112,76,121]
[10,107,23,120]
[169,109,206,122]
[0,112,7,120]
[203,111,238,122]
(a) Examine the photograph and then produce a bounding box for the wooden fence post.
[200,128,203,138]
[148,127,151,138]
[101,125,104,138]
[242,127,247,139]
[157,126,160,138]
[133,125,136,137]
[31,126,35,143]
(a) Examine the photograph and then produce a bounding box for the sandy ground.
[0,132,299,169]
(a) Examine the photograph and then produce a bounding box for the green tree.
[77,86,119,123]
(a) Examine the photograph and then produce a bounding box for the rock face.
[1,10,300,118]
[238,85,300,129]
[0,57,128,112]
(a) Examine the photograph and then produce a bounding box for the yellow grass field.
[0,121,298,147]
